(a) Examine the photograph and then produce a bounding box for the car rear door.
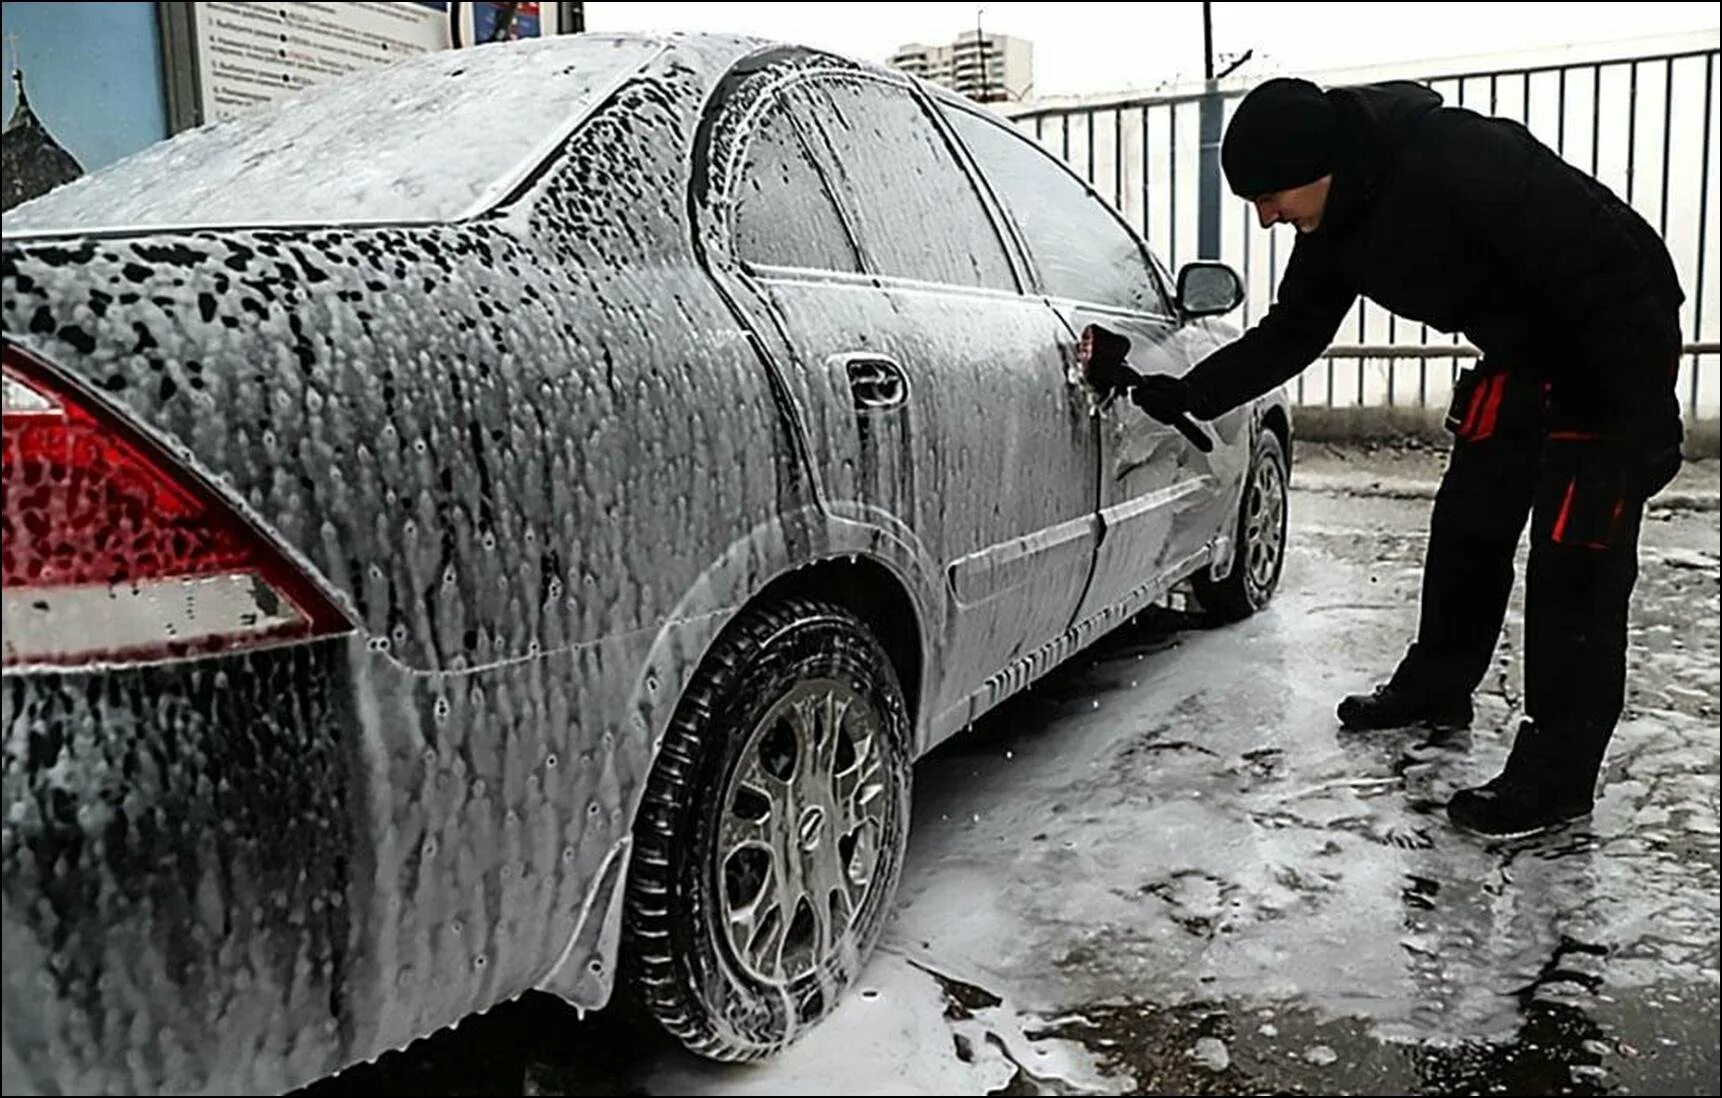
[711,68,1104,735]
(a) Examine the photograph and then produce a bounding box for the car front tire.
[1194,427,1289,621]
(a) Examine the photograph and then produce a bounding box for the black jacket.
[1183,81,1685,433]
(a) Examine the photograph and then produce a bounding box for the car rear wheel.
[621,598,912,1061]
[1193,427,1289,621]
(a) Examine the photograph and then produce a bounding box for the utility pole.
[1198,1,1222,261]
[1203,1,1216,82]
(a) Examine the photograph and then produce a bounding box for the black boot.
[1337,680,1473,733]
[1447,721,1596,838]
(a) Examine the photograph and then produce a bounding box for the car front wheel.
[1194,427,1289,621]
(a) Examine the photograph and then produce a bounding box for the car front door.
[938,102,1249,632]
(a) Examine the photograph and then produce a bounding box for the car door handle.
[834,353,909,412]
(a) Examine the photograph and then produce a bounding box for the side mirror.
[1176,262,1245,318]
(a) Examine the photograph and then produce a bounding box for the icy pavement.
[306,473,1721,1097]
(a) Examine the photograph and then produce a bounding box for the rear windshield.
[1,34,664,234]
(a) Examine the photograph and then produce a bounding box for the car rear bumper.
[3,621,654,1095]
[2,637,362,1096]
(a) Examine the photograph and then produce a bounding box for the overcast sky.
[586,2,1721,98]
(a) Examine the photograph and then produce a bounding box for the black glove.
[1133,374,1215,453]
[1130,374,1196,423]
[1080,323,1214,453]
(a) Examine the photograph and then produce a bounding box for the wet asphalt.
[306,475,1721,1097]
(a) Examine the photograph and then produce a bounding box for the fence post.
[1198,79,1224,260]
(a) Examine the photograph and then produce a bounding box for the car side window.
[734,95,863,274]
[941,103,1171,316]
[789,76,1017,292]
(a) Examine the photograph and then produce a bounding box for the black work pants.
[1393,362,1665,785]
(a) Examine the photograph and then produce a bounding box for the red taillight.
[2,343,351,667]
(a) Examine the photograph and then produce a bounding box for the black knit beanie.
[1222,77,1339,198]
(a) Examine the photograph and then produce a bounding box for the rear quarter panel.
[0,50,829,1093]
